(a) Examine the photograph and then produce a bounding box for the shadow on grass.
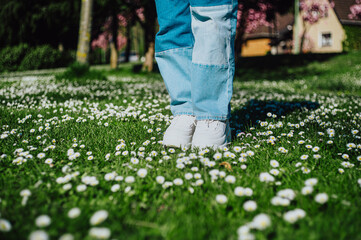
[230,99,320,138]
[105,63,161,78]
[236,53,343,81]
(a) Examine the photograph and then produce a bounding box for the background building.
[242,0,361,56]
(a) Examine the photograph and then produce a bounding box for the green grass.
[236,51,361,96]
[0,52,361,240]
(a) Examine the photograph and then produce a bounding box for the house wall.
[241,39,271,57]
[295,4,345,53]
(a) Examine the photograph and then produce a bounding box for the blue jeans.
[155,0,238,120]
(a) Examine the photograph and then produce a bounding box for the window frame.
[319,32,333,48]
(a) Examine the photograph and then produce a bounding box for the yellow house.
[241,38,272,57]
[293,0,345,53]
[241,0,361,56]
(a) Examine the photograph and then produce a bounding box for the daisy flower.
[173,178,184,186]
[301,186,313,195]
[315,193,328,204]
[137,168,147,178]
[243,200,257,212]
[90,210,108,226]
[215,194,228,204]
[29,230,49,240]
[270,160,279,168]
[156,176,165,184]
[251,214,271,230]
[89,227,111,239]
[111,184,120,192]
[259,172,275,182]
[225,175,236,184]
[0,219,12,232]
[35,215,51,227]
[68,208,81,219]
[125,176,135,184]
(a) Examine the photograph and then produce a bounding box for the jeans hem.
[173,112,195,117]
[196,115,229,121]
[192,62,228,69]
[190,3,233,8]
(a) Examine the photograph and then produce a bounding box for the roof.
[243,0,361,40]
[244,13,294,40]
[333,0,361,26]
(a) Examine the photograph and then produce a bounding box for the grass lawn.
[0,51,361,240]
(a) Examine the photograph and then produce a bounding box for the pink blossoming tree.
[236,1,274,57]
[349,0,361,20]
[91,10,143,52]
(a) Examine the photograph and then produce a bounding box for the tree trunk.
[142,0,156,72]
[143,42,155,72]
[76,0,93,64]
[235,29,245,62]
[110,5,118,69]
[110,42,118,68]
[235,10,248,62]
[125,23,132,63]
[300,23,307,54]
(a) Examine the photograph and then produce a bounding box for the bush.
[62,62,90,78]
[343,25,361,51]
[19,45,64,70]
[56,62,106,81]
[0,44,73,72]
[0,44,30,72]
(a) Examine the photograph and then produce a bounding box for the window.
[321,33,332,47]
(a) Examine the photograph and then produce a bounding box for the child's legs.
[189,0,238,120]
[155,0,194,116]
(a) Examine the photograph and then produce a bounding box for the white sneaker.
[192,119,231,150]
[162,115,196,148]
